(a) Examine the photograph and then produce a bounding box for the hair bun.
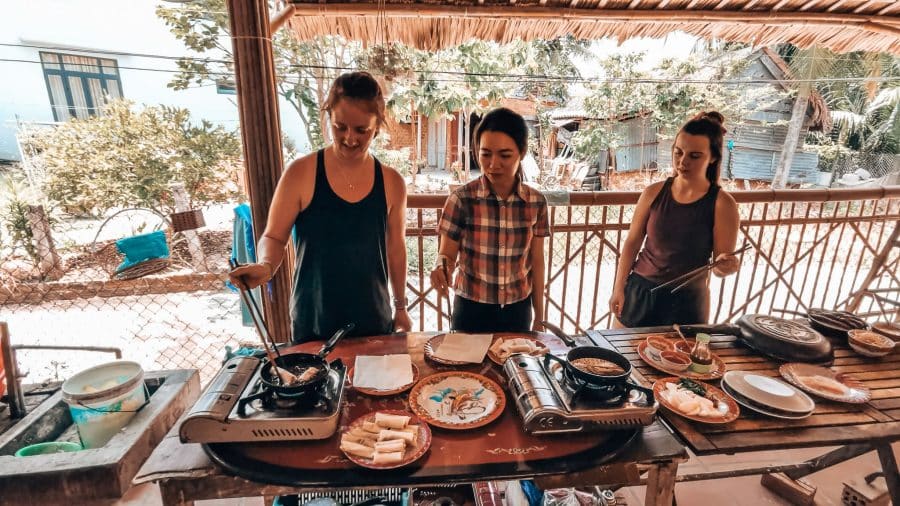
[693,111,727,133]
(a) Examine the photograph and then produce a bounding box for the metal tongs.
[650,242,753,294]
[229,259,296,385]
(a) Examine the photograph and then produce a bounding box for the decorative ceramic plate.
[722,370,815,414]
[779,363,871,404]
[349,363,420,397]
[424,334,482,366]
[653,377,739,424]
[720,381,813,420]
[408,371,506,430]
[340,409,432,470]
[487,335,549,366]
[637,340,726,380]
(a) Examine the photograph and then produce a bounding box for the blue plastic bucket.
[61,361,147,449]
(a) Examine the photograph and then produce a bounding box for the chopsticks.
[441,257,454,331]
[650,243,752,295]
[229,259,295,385]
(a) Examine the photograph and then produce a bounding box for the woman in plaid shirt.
[431,108,550,332]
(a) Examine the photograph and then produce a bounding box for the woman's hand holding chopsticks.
[711,251,741,277]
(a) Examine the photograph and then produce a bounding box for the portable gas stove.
[179,355,346,443]
[503,353,657,435]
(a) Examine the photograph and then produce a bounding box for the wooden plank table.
[588,327,900,504]
[135,332,688,506]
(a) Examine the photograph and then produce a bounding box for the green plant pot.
[15,441,82,457]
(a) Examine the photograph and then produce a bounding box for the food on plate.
[646,336,673,359]
[375,412,410,429]
[677,378,707,397]
[661,382,720,418]
[340,411,420,466]
[489,337,546,361]
[571,357,625,376]
[373,451,403,464]
[673,340,694,354]
[659,350,691,371]
[339,440,375,459]
[797,374,849,396]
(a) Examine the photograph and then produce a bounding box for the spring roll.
[398,425,420,436]
[340,441,375,459]
[375,412,410,429]
[378,429,415,444]
[374,439,406,452]
[361,421,382,434]
[372,451,403,464]
[342,433,375,447]
[347,428,377,442]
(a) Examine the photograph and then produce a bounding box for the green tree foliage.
[156,0,357,150]
[20,100,242,216]
[571,50,771,163]
[781,45,900,162]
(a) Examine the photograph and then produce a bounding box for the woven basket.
[113,258,170,281]
[169,209,205,233]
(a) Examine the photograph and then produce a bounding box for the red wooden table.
[135,332,687,506]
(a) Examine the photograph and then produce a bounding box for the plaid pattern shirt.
[438,175,550,305]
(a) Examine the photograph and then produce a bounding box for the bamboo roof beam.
[270,3,296,32]
[289,5,899,27]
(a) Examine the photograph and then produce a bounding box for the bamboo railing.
[404,186,900,334]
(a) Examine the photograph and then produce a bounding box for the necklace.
[336,166,359,190]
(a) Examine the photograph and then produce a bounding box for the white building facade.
[0,0,309,161]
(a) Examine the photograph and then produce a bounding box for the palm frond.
[868,87,900,113]
[831,110,868,134]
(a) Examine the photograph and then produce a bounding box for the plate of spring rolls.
[338,410,432,469]
[487,335,549,366]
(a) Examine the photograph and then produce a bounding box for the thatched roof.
[283,0,900,54]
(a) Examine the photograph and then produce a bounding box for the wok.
[679,314,833,364]
[260,323,355,397]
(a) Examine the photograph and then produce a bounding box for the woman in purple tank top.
[609,111,741,328]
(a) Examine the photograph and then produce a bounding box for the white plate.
[721,381,813,420]
[722,370,815,414]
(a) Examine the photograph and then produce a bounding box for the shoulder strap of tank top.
[650,177,674,208]
[313,148,331,196]
[707,183,721,203]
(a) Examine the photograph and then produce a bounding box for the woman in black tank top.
[228,72,411,343]
[609,111,741,328]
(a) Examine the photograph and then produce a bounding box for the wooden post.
[169,184,208,272]
[227,0,293,343]
[847,223,900,313]
[25,205,62,280]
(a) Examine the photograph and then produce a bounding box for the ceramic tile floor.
[116,443,898,506]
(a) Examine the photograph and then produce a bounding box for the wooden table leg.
[874,442,900,506]
[158,482,195,506]
[644,460,679,506]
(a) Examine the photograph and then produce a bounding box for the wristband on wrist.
[393,296,408,310]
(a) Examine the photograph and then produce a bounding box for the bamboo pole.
[227,0,293,343]
[269,4,296,33]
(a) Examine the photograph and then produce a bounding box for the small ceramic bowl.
[659,350,692,372]
[871,322,900,341]
[646,335,673,360]
[848,329,896,357]
[672,340,694,354]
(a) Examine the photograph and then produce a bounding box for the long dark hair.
[322,71,386,128]
[679,111,727,185]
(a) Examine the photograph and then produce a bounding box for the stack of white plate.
[721,371,816,419]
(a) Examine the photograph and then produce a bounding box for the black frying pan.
[679,314,833,364]
[259,323,354,396]
[541,321,654,404]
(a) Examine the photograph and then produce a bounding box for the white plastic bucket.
[61,361,147,449]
